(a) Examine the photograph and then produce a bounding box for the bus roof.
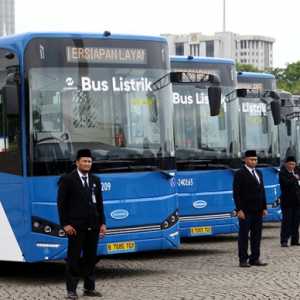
[237,71,275,80]
[171,55,235,65]
[0,32,167,48]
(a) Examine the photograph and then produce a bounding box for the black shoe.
[249,260,268,266]
[83,290,103,297]
[66,292,78,300]
[281,243,288,247]
[239,261,251,268]
[291,242,300,246]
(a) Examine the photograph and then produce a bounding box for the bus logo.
[193,200,207,209]
[111,209,129,220]
[66,77,74,87]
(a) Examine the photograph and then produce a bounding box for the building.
[0,0,15,36]
[162,32,275,71]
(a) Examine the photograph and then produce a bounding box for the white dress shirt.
[77,169,89,187]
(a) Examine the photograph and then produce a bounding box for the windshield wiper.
[177,159,233,170]
[256,163,276,167]
[93,159,133,164]
[176,159,211,164]
[94,164,175,179]
[256,163,280,172]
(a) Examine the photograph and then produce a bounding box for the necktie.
[82,176,89,189]
[252,170,259,183]
[82,176,92,205]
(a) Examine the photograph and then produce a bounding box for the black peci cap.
[245,150,257,158]
[76,149,93,160]
[285,156,296,163]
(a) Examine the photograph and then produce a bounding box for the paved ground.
[1,223,300,300]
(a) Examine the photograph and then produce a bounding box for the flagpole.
[223,0,226,32]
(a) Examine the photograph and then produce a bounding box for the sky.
[15,0,299,68]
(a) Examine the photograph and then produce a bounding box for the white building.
[162,32,275,70]
[0,0,15,36]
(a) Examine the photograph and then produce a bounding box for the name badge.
[92,184,97,203]
[92,193,97,204]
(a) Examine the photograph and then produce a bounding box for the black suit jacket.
[233,165,267,214]
[57,169,106,230]
[279,166,300,208]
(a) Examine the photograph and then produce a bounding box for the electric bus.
[237,72,281,222]
[171,56,239,237]
[0,32,180,262]
[278,91,300,162]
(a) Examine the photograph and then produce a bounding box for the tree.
[236,63,260,72]
[271,61,300,94]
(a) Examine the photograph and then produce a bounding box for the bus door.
[0,49,25,261]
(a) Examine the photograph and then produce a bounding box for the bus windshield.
[171,60,236,166]
[237,76,279,163]
[173,85,228,160]
[26,39,174,176]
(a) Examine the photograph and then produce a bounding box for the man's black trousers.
[66,228,99,293]
[281,207,300,245]
[238,213,263,263]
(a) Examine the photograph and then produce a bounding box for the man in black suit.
[57,149,106,299]
[279,156,300,247]
[233,150,268,267]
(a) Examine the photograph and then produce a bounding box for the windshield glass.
[173,85,229,160]
[279,97,300,163]
[239,97,279,162]
[171,61,238,167]
[237,77,279,163]
[239,98,269,151]
[29,66,174,175]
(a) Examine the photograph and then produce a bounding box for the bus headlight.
[58,229,66,237]
[33,221,40,229]
[44,225,52,233]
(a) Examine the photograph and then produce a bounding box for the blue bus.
[171,56,239,238]
[0,32,180,262]
[237,72,281,222]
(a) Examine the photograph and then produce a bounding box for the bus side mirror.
[3,84,19,115]
[208,86,221,116]
[270,100,281,125]
[170,72,182,83]
[236,88,247,98]
[269,91,280,100]
[147,93,158,123]
[286,119,292,136]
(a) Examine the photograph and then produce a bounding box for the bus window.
[0,49,21,175]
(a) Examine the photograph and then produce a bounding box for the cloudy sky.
[15,0,299,68]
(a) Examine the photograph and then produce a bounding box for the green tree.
[271,61,300,94]
[236,63,260,72]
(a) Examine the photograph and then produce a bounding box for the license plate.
[190,226,212,235]
[107,241,136,253]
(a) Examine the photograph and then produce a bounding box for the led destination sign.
[66,46,147,64]
[238,82,264,91]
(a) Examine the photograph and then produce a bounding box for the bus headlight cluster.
[160,210,179,230]
[32,216,66,238]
